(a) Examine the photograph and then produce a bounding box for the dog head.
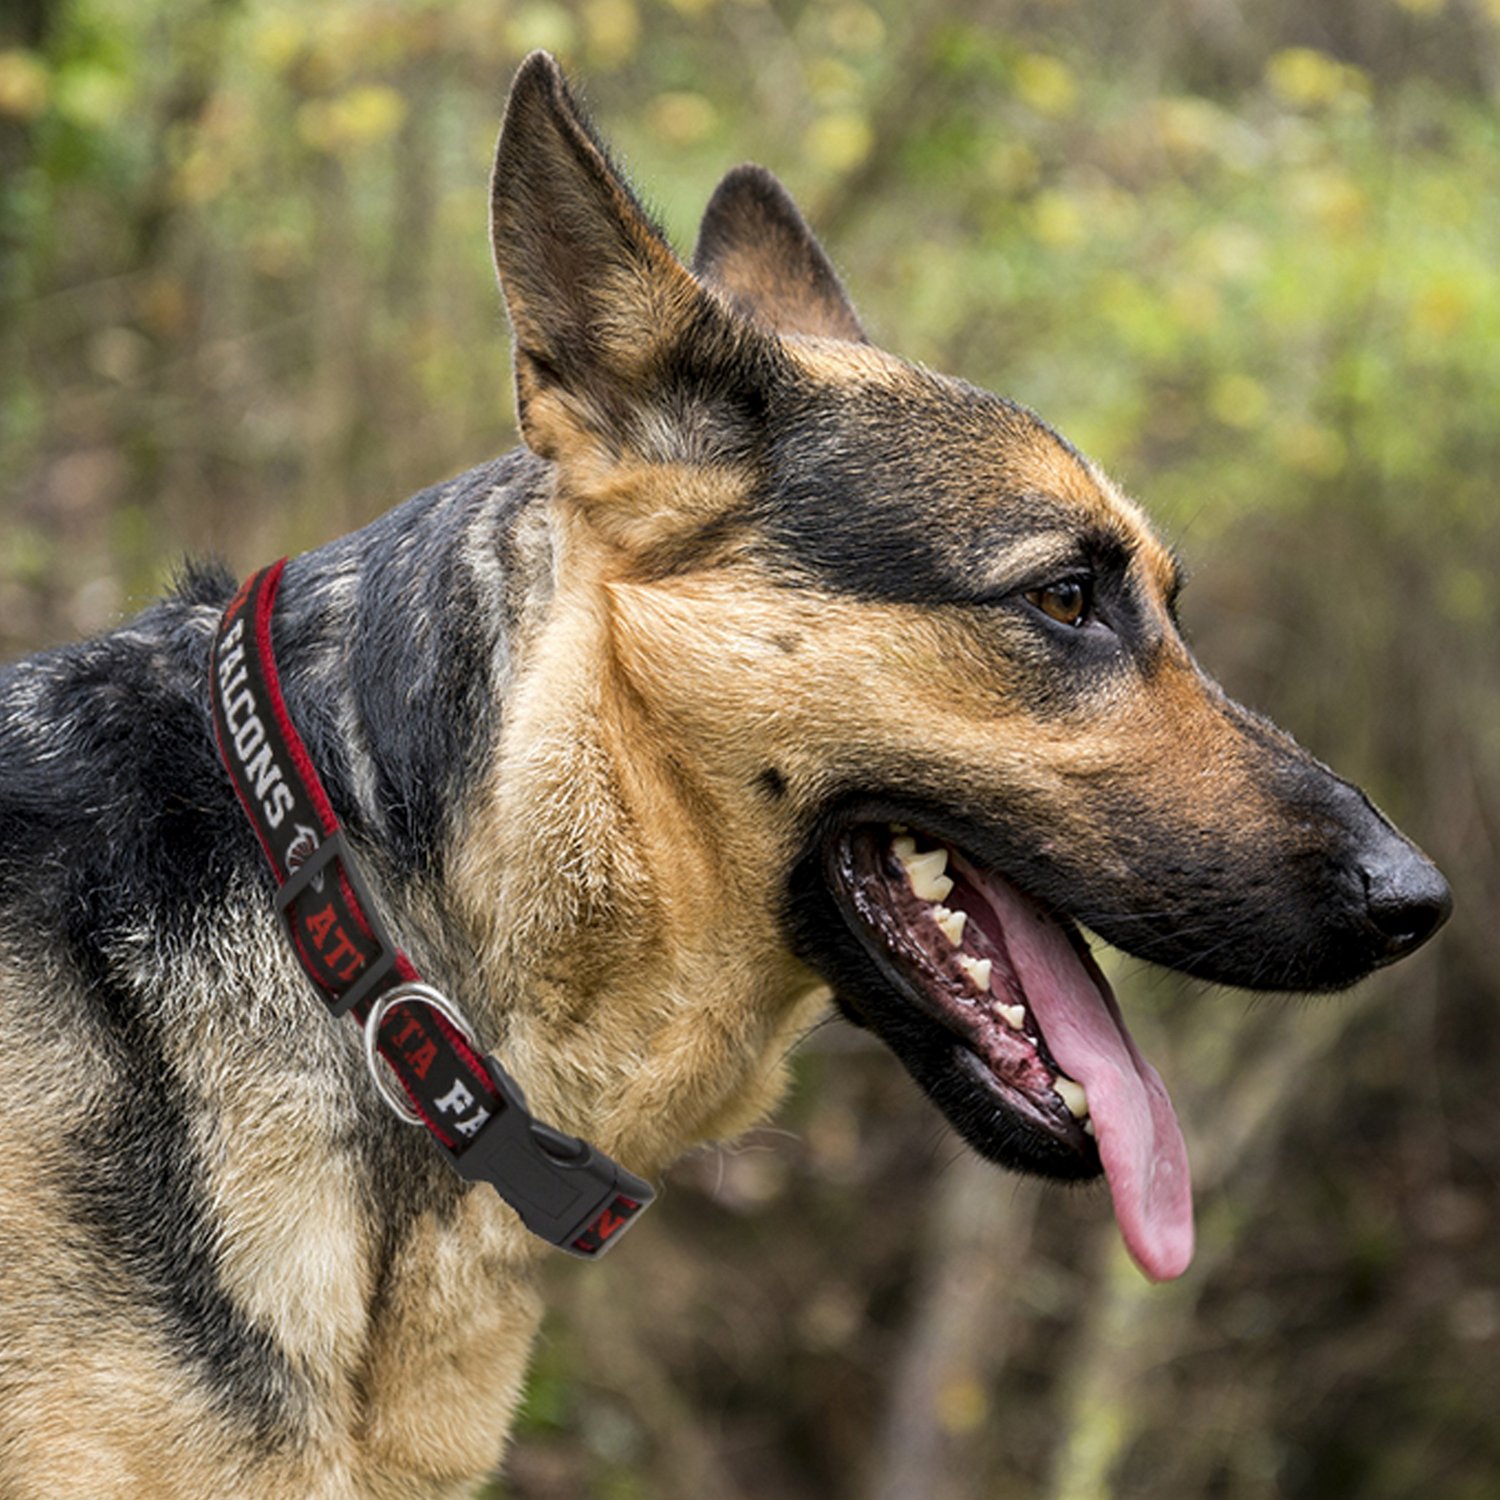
[483,54,1450,1278]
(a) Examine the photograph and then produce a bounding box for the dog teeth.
[903,848,952,902]
[932,906,967,945]
[997,1001,1027,1030]
[1055,1075,1089,1120]
[957,954,992,992]
[901,847,944,878]
[890,836,953,903]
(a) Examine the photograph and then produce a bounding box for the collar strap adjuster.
[275,830,400,1019]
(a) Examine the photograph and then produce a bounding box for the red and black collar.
[210,559,652,1257]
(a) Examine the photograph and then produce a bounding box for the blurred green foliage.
[2,1,1497,1497]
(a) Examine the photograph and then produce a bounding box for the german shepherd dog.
[0,52,1450,1497]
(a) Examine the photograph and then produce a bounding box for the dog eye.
[1026,578,1091,627]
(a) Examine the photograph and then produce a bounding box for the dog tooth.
[892,834,917,861]
[1055,1076,1089,1119]
[900,846,948,888]
[890,822,909,834]
[905,849,951,901]
[1083,1119,1096,1138]
[998,1001,1026,1030]
[901,846,945,876]
[933,906,967,945]
[957,955,992,992]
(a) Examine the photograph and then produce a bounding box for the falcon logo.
[285,824,322,886]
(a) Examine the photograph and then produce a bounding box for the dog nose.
[1359,840,1452,962]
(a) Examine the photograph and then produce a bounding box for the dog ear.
[492,52,747,462]
[693,165,867,343]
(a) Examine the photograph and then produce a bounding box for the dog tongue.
[974,873,1194,1281]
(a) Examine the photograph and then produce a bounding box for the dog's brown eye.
[1027,579,1090,626]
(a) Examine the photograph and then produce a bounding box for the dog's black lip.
[812,803,1102,1177]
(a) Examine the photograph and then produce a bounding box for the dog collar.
[209,559,653,1258]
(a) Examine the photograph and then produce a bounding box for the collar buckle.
[362,984,655,1257]
[455,1050,656,1258]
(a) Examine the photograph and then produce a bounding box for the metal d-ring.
[363,981,481,1127]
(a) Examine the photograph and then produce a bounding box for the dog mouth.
[823,823,1194,1281]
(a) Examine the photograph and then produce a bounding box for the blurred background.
[2,0,1497,1495]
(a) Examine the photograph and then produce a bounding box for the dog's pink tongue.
[988,883,1194,1281]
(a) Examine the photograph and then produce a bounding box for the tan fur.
[452,508,833,1166]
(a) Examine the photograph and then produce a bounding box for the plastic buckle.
[455,1054,656,1258]
[274,830,398,1018]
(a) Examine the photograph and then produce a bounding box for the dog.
[0,51,1450,1497]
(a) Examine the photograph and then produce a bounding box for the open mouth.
[823,822,1194,1282]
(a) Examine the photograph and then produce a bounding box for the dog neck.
[269,449,826,1185]
[451,487,830,1178]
